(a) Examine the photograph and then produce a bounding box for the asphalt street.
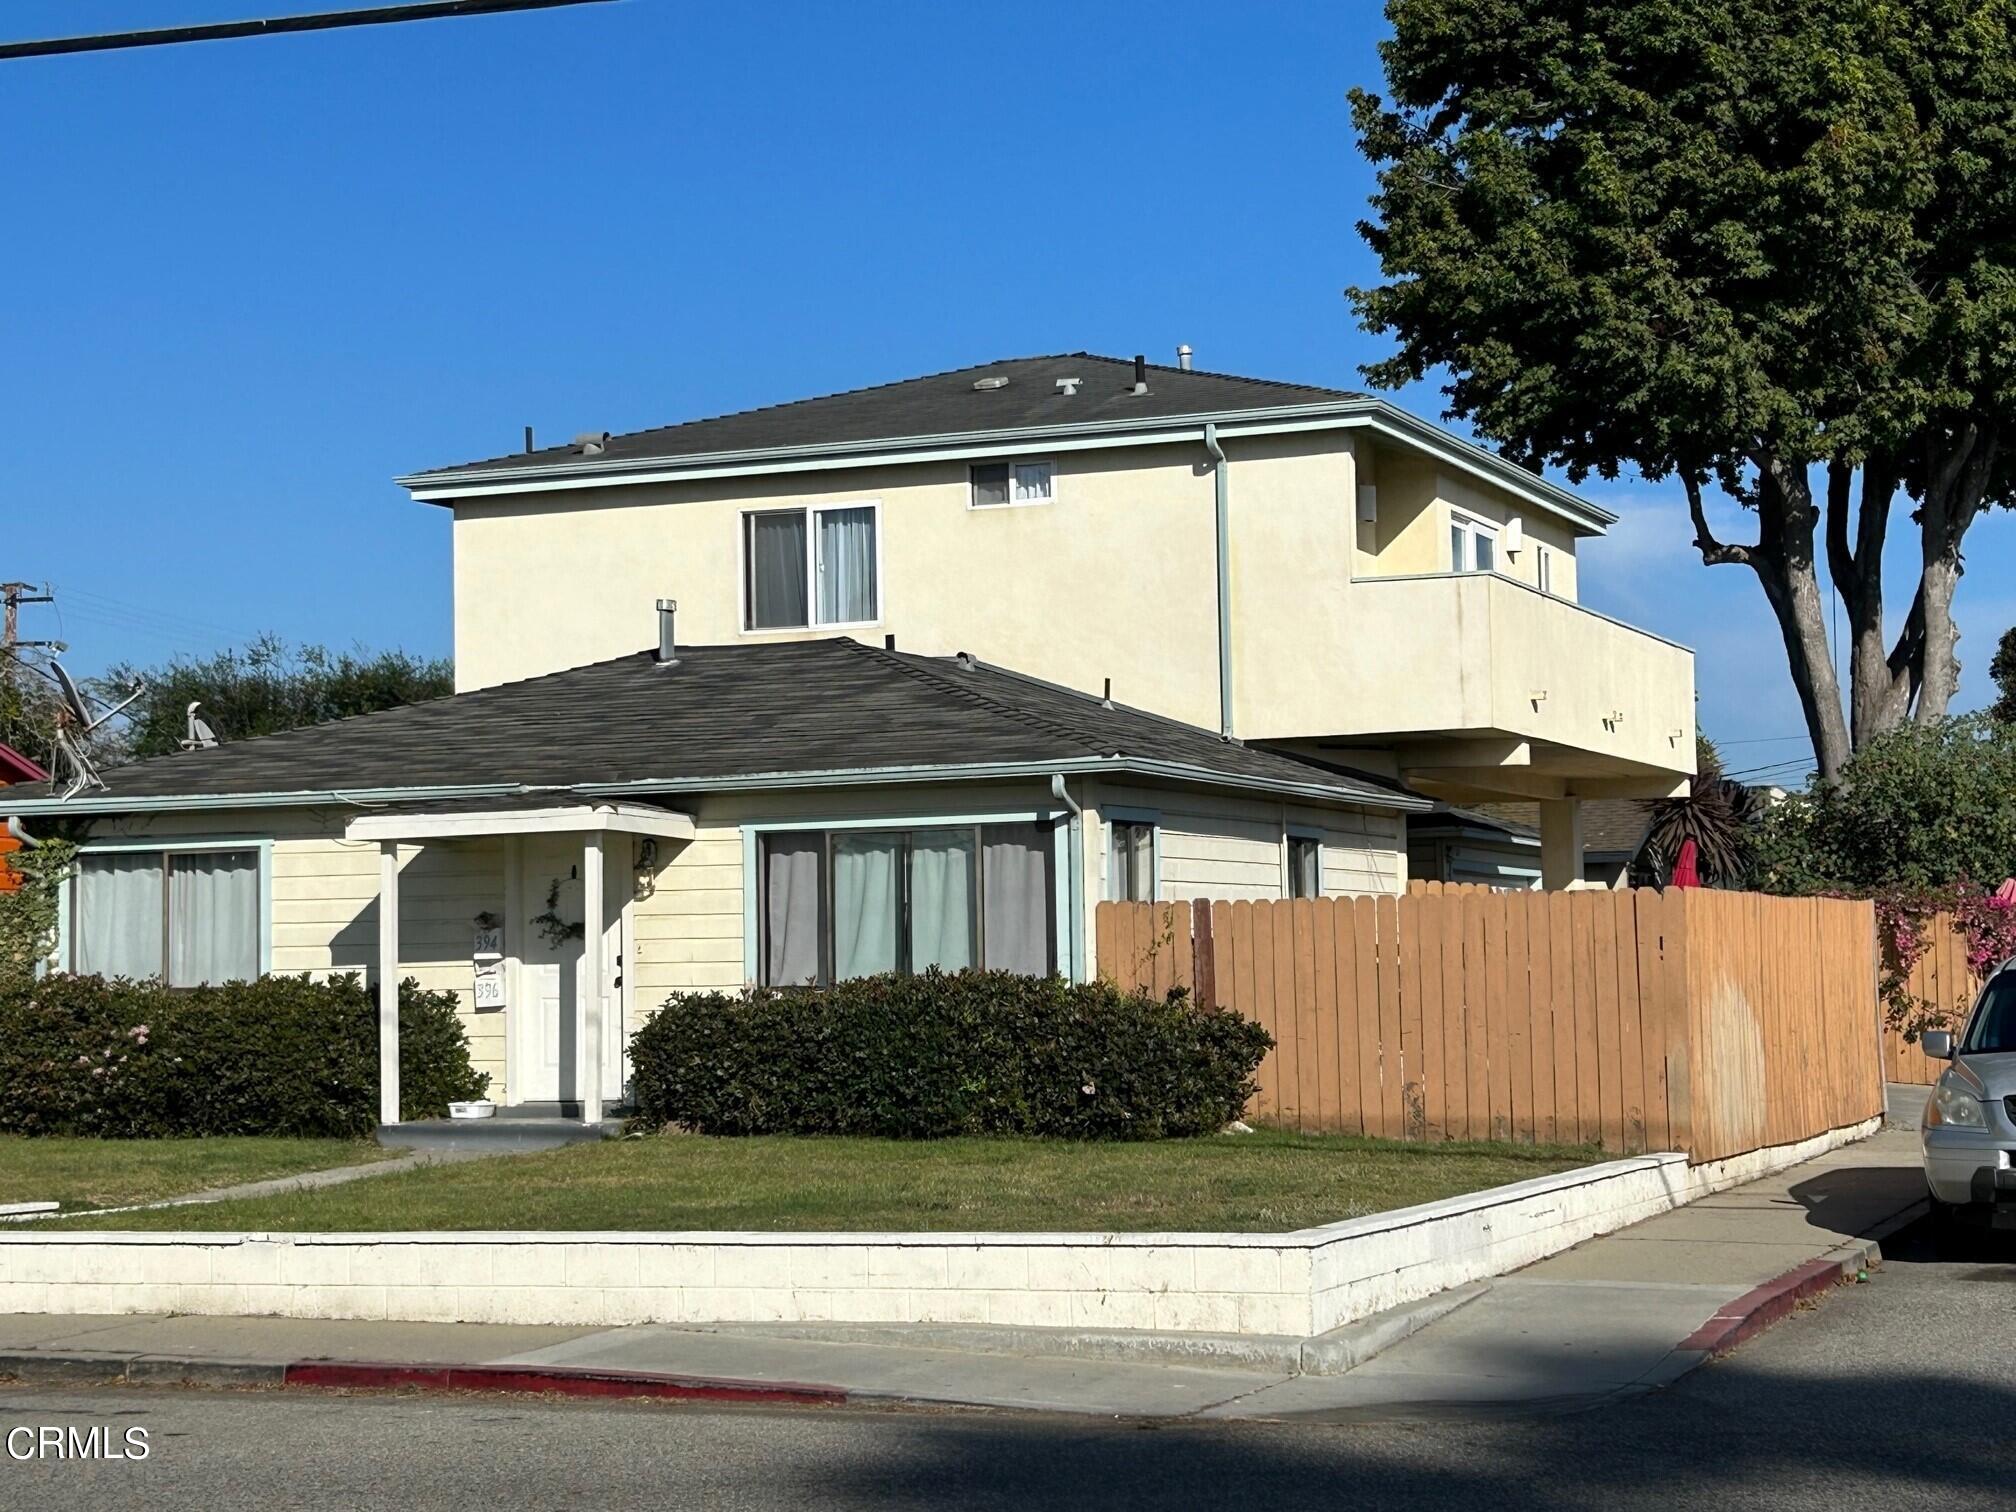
[3,1215,2010,1510]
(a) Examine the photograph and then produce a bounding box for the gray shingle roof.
[8,638,1423,814]
[408,354,1361,482]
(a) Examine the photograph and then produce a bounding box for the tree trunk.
[1914,424,2000,724]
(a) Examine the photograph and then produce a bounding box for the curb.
[283,1360,848,1406]
[0,1350,846,1408]
[1677,1201,1924,1359]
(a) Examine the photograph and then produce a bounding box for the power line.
[0,0,618,61]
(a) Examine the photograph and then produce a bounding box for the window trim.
[59,837,273,983]
[741,810,1068,983]
[1286,828,1324,900]
[967,457,1058,511]
[1449,509,1501,575]
[1104,807,1161,903]
[738,498,884,634]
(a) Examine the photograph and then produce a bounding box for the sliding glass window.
[758,823,1054,985]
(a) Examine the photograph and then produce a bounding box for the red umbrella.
[1670,837,1701,889]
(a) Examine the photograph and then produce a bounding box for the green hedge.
[0,973,489,1138]
[629,971,1273,1140]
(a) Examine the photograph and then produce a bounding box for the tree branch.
[1685,473,1756,566]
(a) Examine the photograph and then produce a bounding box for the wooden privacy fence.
[1881,913,1982,1087]
[1097,888,1883,1164]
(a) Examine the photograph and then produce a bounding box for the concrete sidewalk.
[0,1089,1932,1421]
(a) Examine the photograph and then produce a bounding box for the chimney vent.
[524,424,536,452]
[1176,344,1193,371]
[1132,354,1149,395]
[655,598,679,666]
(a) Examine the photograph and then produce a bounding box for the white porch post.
[581,831,604,1126]
[378,840,401,1127]
[1539,798,1585,892]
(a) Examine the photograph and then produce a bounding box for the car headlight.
[1928,1081,1988,1129]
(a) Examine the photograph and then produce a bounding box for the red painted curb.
[282,1359,848,1407]
[1678,1253,1857,1356]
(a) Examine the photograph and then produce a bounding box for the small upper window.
[971,460,1054,508]
[1537,544,1555,594]
[1451,512,1499,574]
[1288,836,1322,899]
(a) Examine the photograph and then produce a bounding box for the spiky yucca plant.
[1644,738,1763,888]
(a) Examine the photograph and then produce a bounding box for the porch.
[347,797,696,1133]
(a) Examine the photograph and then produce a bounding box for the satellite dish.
[50,662,93,727]
[39,661,145,801]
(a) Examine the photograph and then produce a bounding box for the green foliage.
[0,839,74,993]
[1994,625,2016,723]
[1750,715,2016,895]
[1350,0,2016,489]
[0,673,62,775]
[0,973,487,1137]
[629,972,1274,1141]
[102,635,453,760]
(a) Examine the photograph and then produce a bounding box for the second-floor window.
[745,504,879,630]
[1450,511,1498,574]
[971,460,1054,508]
[1537,544,1555,594]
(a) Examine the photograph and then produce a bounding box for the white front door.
[514,834,626,1106]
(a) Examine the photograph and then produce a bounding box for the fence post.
[1193,898,1216,1008]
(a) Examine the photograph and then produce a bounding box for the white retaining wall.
[0,1117,1879,1338]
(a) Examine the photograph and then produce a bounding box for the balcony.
[1243,572,1696,802]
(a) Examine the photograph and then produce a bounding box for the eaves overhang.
[1,756,1433,822]
[398,398,1617,536]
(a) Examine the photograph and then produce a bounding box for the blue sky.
[2,0,2010,787]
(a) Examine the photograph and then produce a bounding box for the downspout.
[1050,774,1086,982]
[6,817,39,848]
[1203,422,1233,737]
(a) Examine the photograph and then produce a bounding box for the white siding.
[1089,781,1405,904]
[72,810,508,1095]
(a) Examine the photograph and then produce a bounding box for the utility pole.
[0,582,62,694]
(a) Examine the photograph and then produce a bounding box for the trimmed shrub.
[0,973,488,1138]
[628,971,1273,1140]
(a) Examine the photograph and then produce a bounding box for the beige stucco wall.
[444,433,1663,781]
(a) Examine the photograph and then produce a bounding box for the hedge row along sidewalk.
[0,973,488,1137]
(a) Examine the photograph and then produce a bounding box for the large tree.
[1994,624,2016,721]
[97,636,453,761]
[1350,0,2016,781]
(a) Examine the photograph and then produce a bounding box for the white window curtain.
[908,829,976,973]
[1109,822,1154,902]
[73,853,165,980]
[762,835,823,986]
[748,511,809,628]
[982,823,1053,974]
[1289,838,1321,900]
[168,851,259,986]
[1011,462,1052,502]
[816,506,877,624]
[832,834,900,980]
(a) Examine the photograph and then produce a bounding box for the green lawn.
[46,1130,1597,1233]
[0,1137,395,1213]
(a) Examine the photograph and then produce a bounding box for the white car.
[1921,958,2016,1240]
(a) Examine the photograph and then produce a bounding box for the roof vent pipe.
[655,599,679,666]
[1177,344,1193,371]
[1132,354,1149,395]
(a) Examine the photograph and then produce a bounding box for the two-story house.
[8,352,1693,1125]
